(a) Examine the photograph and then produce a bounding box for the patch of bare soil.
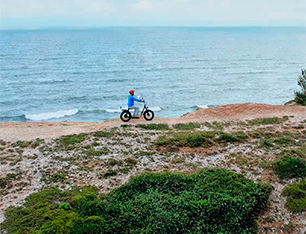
[181,103,306,123]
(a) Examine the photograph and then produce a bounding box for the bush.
[274,156,306,179]
[92,130,114,138]
[294,91,306,105]
[217,132,247,143]
[136,124,170,130]
[294,69,306,105]
[58,134,86,146]
[282,181,306,212]
[59,203,71,210]
[173,122,201,130]
[156,131,218,150]
[103,169,118,178]
[297,69,306,93]
[273,137,293,145]
[49,173,66,183]
[1,169,272,234]
[247,117,281,126]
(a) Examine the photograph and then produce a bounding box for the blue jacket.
[128,95,141,107]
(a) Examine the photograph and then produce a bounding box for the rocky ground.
[1,103,306,234]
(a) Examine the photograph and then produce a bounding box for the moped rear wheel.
[143,110,154,121]
[120,110,132,122]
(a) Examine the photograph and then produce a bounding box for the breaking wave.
[25,109,79,121]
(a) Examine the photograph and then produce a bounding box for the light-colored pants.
[128,107,139,117]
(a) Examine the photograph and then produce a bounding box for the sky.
[0,0,306,29]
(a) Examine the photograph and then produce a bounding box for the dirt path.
[0,103,305,142]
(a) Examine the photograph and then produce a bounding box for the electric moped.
[120,99,154,122]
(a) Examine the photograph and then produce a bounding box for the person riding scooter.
[127,90,143,117]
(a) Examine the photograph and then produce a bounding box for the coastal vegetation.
[1,116,306,233]
[1,169,272,234]
[282,181,306,212]
[294,69,306,105]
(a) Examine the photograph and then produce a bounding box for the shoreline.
[1,102,306,232]
[0,103,305,143]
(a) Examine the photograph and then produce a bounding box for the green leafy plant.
[282,181,306,212]
[247,117,281,126]
[48,173,66,183]
[294,91,306,105]
[156,131,218,150]
[274,156,306,179]
[294,69,306,105]
[1,169,272,234]
[92,130,115,138]
[273,137,292,145]
[217,132,247,143]
[173,122,201,130]
[85,147,109,157]
[136,124,170,130]
[59,203,71,210]
[103,169,118,178]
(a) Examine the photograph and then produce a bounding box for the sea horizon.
[1,25,305,31]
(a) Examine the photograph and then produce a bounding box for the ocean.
[0,27,305,122]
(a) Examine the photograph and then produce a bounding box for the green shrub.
[48,173,66,183]
[273,137,292,145]
[103,169,118,178]
[124,157,138,165]
[136,124,170,130]
[295,91,306,105]
[156,131,218,149]
[297,69,306,92]
[212,121,225,130]
[85,147,109,157]
[107,159,124,166]
[120,124,130,128]
[92,130,114,138]
[1,169,272,234]
[171,157,185,164]
[59,203,71,210]
[261,140,274,148]
[247,117,281,126]
[173,122,201,130]
[0,173,17,188]
[218,132,247,143]
[290,148,306,159]
[70,216,106,234]
[274,156,306,179]
[280,147,306,159]
[31,138,45,148]
[1,187,81,233]
[57,134,86,148]
[282,181,306,212]
[11,140,31,148]
[294,69,306,105]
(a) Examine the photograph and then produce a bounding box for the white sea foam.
[105,109,122,113]
[149,106,162,112]
[196,105,209,109]
[25,109,79,121]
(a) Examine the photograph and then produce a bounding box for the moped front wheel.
[120,111,132,122]
[143,110,154,121]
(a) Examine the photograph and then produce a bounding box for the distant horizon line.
[1,25,305,31]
